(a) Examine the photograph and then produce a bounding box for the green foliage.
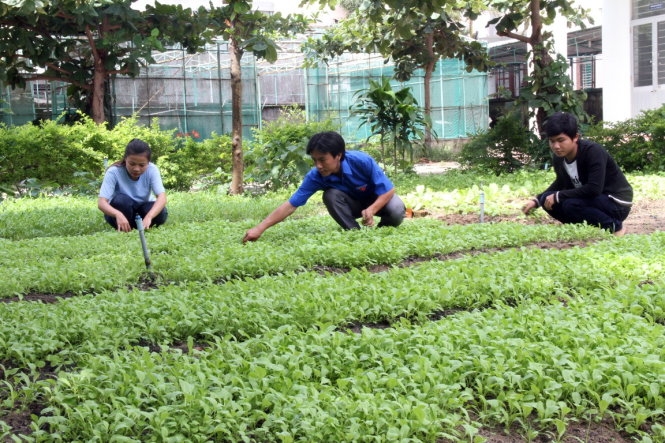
[207,5,310,64]
[0,1,213,123]
[0,117,106,190]
[0,114,204,195]
[244,107,337,191]
[584,105,665,172]
[518,54,586,121]
[1,186,665,441]
[460,112,547,174]
[488,1,591,129]
[303,1,491,80]
[351,77,427,173]
[519,51,589,126]
[156,133,233,191]
[108,116,176,161]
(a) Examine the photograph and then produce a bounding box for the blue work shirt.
[288,150,394,207]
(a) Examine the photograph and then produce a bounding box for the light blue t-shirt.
[99,163,165,204]
[288,150,394,207]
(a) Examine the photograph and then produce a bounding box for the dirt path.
[430,198,665,235]
[414,162,665,235]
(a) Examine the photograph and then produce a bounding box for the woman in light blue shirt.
[98,139,168,232]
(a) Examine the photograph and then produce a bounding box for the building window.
[579,57,595,89]
[634,0,665,19]
[658,21,665,83]
[634,23,653,86]
[491,63,525,98]
[632,20,665,86]
[633,0,665,86]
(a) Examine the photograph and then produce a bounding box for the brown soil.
[430,198,665,236]
[473,419,634,443]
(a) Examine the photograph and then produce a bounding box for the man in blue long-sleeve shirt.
[243,131,405,242]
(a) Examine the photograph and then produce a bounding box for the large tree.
[207,1,309,195]
[304,0,490,148]
[488,0,590,131]
[0,0,211,124]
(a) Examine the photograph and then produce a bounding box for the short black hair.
[543,112,578,139]
[306,131,346,160]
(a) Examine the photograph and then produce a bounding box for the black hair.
[306,131,346,160]
[542,112,579,139]
[113,138,152,167]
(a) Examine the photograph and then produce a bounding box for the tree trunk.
[530,43,554,133]
[229,36,244,195]
[90,49,107,124]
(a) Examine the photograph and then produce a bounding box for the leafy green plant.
[245,106,337,191]
[156,133,233,191]
[351,77,428,173]
[584,104,665,172]
[460,111,548,174]
[0,117,106,188]
[2,171,665,442]
[518,50,589,129]
[0,114,177,192]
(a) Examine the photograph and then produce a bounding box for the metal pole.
[135,215,152,270]
[182,48,188,134]
[479,190,485,223]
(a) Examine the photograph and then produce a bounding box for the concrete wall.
[601,0,634,122]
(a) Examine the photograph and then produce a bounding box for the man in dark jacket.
[522,112,633,236]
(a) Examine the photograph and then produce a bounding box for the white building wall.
[601,0,633,122]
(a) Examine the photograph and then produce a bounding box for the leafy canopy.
[304,0,491,80]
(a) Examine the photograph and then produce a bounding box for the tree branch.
[496,29,530,44]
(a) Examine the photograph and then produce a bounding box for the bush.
[156,133,233,191]
[109,116,176,161]
[583,105,665,172]
[459,112,547,174]
[0,117,106,189]
[0,114,182,194]
[244,107,337,191]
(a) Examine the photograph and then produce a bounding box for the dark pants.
[104,193,168,230]
[322,188,406,230]
[539,191,631,233]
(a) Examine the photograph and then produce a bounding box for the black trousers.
[322,188,405,230]
[104,193,168,230]
[539,191,631,233]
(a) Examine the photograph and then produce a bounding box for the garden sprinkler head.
[135,215,152,271]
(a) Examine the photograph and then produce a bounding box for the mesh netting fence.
[1,42,488,143]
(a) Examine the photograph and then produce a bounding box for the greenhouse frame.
[1,41,489,143]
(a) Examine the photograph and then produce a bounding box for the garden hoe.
[135,215,152,271]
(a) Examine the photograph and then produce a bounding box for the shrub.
[244,106,337,191]
[0,117,106,188]
[0,114,181,194]
[583,105,665,172]
[109,116,176,161]
[156,133,233,191]
[459,112,547,174]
